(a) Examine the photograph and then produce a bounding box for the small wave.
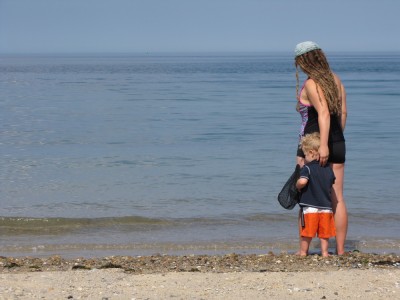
[349,212,400,223]
[0,216,172,235]
[0,213,298,236]
[1,238,399,258]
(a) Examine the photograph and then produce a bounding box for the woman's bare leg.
[331,163,348,255]
[296,156,305,253]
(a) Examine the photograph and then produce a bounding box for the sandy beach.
[1,252,399,299]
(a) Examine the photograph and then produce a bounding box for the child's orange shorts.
[300,207,336,239]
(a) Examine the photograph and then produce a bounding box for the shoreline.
[0,252,399,299]
[1,251,399,274]
[1,236,399,259]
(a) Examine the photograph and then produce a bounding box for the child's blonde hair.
[300,132,320,153]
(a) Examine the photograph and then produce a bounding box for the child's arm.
[296,165,310,191]
[296,177,308,190]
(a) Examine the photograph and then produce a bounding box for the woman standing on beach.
[294,41,348,255]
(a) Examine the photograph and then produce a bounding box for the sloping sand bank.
[1,252,399,299]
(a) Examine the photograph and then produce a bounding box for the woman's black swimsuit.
[297,85,346,163]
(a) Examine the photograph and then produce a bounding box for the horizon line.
[1,50,400,56]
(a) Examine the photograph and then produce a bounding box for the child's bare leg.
[299,237,312,256]
[297,209,302,254]
[320,238,330,257]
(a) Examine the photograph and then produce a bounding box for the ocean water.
[0,52,399,257]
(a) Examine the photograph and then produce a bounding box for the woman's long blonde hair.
[295,49,341,115]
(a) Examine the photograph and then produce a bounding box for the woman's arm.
[304,79,330,166]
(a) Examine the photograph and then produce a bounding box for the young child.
[296,132,336,257]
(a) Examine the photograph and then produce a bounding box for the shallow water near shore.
[1,52,399,257]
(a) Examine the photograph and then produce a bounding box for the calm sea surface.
[0,53,399,257]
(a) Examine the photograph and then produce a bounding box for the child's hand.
[296,178,308,190]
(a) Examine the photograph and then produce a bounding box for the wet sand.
[0,252,399,299]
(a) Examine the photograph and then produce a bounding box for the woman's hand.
[318,144,329,166]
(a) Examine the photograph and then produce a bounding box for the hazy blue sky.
[1,0,399,54]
